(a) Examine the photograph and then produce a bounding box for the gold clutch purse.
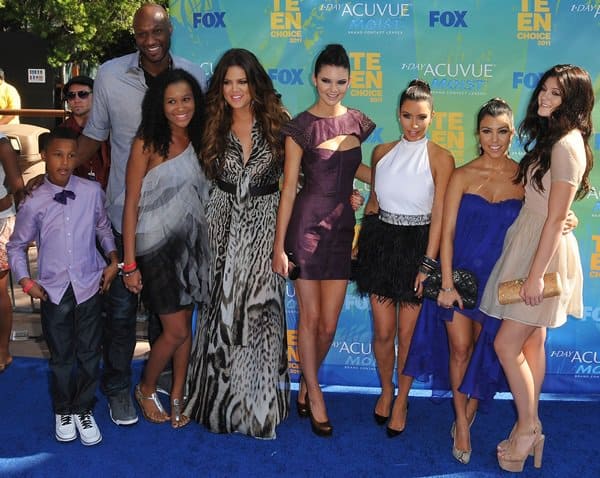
[498,272,562,305]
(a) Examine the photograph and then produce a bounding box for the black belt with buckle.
[216,178,279,196]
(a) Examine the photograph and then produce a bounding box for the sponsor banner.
[171,0,600,394]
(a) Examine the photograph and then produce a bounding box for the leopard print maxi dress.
[185,123,290,439]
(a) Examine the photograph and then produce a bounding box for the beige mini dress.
[479,130,585,328]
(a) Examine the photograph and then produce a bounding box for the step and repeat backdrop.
[170,0,600,394]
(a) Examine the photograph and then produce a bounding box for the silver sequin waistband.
[378,209,431,226]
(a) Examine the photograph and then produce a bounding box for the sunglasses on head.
[65,90,92,100]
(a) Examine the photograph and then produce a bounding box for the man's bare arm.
[77,134,102,167]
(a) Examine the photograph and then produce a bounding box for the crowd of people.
[0,3,595,473]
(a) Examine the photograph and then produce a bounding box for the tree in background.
[0,0,168,68]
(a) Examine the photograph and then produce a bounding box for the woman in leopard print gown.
[184,49,290,439]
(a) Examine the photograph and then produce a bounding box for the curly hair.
[201,48,289,179]
[399,79,433,110]
[516,64,594,200]
[136,68,205,159]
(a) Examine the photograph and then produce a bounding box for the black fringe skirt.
[355,214,430,305]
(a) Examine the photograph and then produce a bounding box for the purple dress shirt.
[7,175,116,305]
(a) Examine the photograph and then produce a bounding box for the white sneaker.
[74,411,102,446]
[55,414,76,442]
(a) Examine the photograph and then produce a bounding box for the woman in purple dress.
[272,44,374,436]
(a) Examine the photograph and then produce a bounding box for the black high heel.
[297,398,309,418]
[373,392,392,425]
[374,412,389,425]
[296,375,309,418]
[309,409,333,437]
[386,401,409,438]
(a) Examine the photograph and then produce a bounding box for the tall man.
[60,76,110,190]
[78,3,206,425]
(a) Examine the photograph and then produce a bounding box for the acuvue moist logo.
[570,3,600,17]
[321,2,410,35]
[404,62,494,96]
[550,348,600,376]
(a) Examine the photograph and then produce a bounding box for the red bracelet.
[22,279,35,294]
[122,262,137,273]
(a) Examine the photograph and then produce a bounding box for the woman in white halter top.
[355,80,455,436]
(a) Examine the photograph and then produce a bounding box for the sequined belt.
[216,179,279,196]
[378,209,431,226]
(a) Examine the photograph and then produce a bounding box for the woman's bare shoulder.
[371,140,399,166]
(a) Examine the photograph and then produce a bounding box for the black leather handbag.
[422,268,478,309]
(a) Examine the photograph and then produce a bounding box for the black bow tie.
[53,190,76,204]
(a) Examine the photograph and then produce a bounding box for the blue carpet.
[1,357,598,477]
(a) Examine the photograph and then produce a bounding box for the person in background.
[75,3,206,426]
[272,44,375,437]
[480,64,594,473]
[59,75,110,190]
[7,127,119,446]
[354,79,454,437]
[0,68,21,125]
[0,133,24,372]
[185,48,290,439]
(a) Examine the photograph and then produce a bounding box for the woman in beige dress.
[479,64,594,472]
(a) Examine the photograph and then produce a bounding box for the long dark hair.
[136,68,204,159]
[201,48,288,179]
[516,64,594,199]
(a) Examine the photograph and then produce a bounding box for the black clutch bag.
[422,268,478,309]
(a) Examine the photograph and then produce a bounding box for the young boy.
[7,127,119,446]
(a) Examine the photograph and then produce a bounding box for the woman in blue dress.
[405,99,522,463]
[405,98,578,464]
